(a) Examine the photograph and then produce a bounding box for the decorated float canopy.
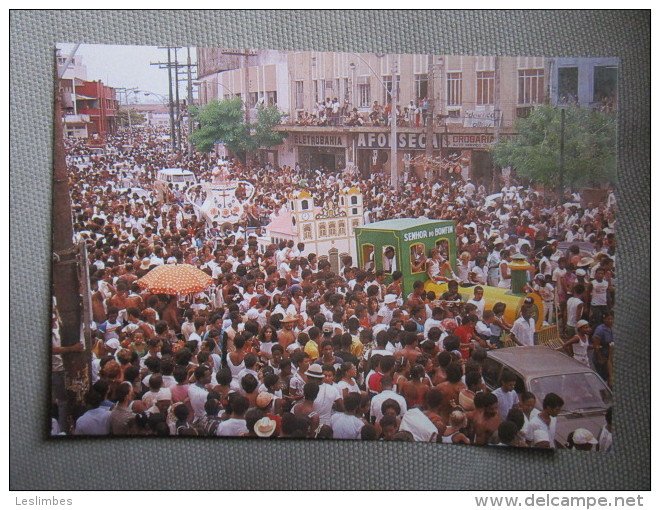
[354,218,457,297]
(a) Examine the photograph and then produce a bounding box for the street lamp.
[350,53,400,190]
[193,80,237,104]
[142,91,168,104]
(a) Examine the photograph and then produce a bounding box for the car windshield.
[529,372,612,412]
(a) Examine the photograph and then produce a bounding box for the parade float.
[354,218,560,346]
[183,161,255,226]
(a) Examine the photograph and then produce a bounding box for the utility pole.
[493,55,501,190]
[559,107,566,196]
[187,47,194,158]
[53,50,91,430]
[391,56,399,190]
[153,48,197,156]
[166,47,176,152]
[424,54,435,180]
[221,49,253,124]
[174,48,182,152]
[152,47,179,153]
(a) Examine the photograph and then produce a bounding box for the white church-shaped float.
[263,187,365,269]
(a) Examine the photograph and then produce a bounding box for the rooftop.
[358,218,452,232]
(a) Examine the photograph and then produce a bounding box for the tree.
[492,104,616,190]
[117,108,146,126]
[190,98,287,160]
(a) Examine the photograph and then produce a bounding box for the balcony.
[64,114,91,124]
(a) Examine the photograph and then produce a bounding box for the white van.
[154,168,196,201]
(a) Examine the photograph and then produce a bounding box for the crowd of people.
[294,98,437,128]
[52,125,614,451]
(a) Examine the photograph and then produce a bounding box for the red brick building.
[75,80,119,137]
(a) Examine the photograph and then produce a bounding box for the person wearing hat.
[253,417,277,438]
[569,427,599,451]
[304,363,343,426]
[557,319,592,366]
[376,294,398,325]
[278,313,298,350]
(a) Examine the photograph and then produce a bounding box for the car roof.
[487,346,596,379]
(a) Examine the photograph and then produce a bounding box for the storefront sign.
[443,133,516,149]
[403,224,455,242]
[292,134,345,147]
[356,132,441,150]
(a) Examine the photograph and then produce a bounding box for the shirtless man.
[395,331,423,366]
[435,363,467,423]
[468,392,501,445]
[278,315,297,350]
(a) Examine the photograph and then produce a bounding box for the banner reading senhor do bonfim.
[403,223,455,242]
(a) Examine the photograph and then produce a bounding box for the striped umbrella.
[136,264,213,295]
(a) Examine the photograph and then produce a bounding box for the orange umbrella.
[136,264,213,295]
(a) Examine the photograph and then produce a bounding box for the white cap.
[384,294,397,305]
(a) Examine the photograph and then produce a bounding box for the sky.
[57,43,196,103]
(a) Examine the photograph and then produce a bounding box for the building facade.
[547,57,618,110]
[57,52,119,139]
[196,51,616,190]
[265,187,365,269]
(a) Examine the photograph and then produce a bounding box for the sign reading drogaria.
[292,134,346,147]
[444,133,517,149]
[356,132,441,150]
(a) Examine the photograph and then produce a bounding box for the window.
[303,224,312,240]
[415,74,428,100]
[358,83,371,107]
[447,72,462,106]
[593,66,618,107]
[351,195,358,205]
[338,222,346,236]
[266,91,277,106]
[382,245,396,273]
[352,219,360,230]
[518,69,544,105]
[313,79,321,104]
[383,75,400,102]
[383,76,392,99]
[476,71,495,105]
[482,358,504,389]
[318,223,327,237]
[362,244,374,270]
[343,78,350,101]
[248,92,258,108]
[328,222,337,236]
[558,67,578,104]
[301,199,309,210]
[410,243,427,274]
[295,81,304,109]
